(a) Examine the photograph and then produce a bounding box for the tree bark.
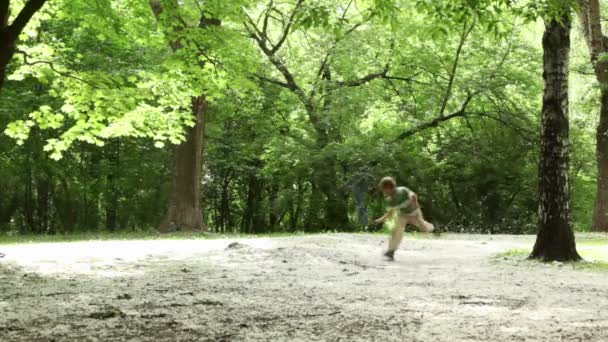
[159,96,207,232]
[530,16,581,261]
[578,0,608,231]
[592,89,608,231]
[0,0,48,92]
[150,0,218,232]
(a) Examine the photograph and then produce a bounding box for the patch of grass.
[495,248,530,259]
[575,237,608,246]
[495,242,608,272]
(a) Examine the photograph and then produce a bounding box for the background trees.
[0,0,600,239]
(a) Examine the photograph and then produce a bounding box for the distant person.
[373,176,435,261]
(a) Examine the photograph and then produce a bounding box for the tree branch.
[243,9,315,117]
[271,0,303,54]
[469,111,535,140]
[14,49,98,88]
[6,0,48,37]
[254,74,292,89]
[394,93,474,141]
[310,19,368,97]
[586,0,605,61]
[335,65,389,88]
[262,0,273,35]
[439,18,475,117]
[578,0,593,52]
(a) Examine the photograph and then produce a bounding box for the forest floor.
[1,233,608,342]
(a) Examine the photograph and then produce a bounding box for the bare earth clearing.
[1,233,608,342]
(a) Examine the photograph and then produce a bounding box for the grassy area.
[495,239,608,272]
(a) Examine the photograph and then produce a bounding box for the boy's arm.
[373,208,396,224]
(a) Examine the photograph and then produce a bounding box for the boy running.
[373,176,435,261]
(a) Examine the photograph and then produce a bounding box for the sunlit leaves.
[4,0,257,160]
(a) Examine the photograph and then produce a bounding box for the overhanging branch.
[254,74,292,89]
[15,50,98,88]
[335,65,389,88]
[271,0,303,53]
[394,93,474,141]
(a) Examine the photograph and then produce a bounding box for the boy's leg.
[385,215,407,260]
[410,209,434,233]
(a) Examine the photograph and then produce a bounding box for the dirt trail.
[1,234,607,342]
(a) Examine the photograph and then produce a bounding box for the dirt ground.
[1,233,608,342]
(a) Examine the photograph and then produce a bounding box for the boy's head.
[379,176,396,196]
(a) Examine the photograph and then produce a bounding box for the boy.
[373,176,435,261]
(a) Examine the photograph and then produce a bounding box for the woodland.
[5,1,608,341]
[0,0,608,261]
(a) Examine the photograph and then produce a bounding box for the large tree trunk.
[159,96,207,232]
[530,16,581,262]
[150,0,219,232]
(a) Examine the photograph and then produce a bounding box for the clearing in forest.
[1,233,608,341]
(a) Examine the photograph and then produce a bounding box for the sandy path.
[1,233,607,342]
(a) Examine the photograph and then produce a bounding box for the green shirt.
[385,186,416,214]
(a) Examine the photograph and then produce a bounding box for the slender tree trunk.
[304,182,323,231]
[314,152,350,230]
[105,140,120,231]
[590,36,608,231]
[159,97,207,232]
[530,17,581,261]
[36,177,50,233]
[242,175,261,233]
[216,169,233,232]
[592,90,608,231]
[289,179,305,231]
[87,149,102,231]
[24,165,34,233]
[578,0,608,231]
[268,183,279,230]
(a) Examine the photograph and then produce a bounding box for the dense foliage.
[0,0,600,235]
